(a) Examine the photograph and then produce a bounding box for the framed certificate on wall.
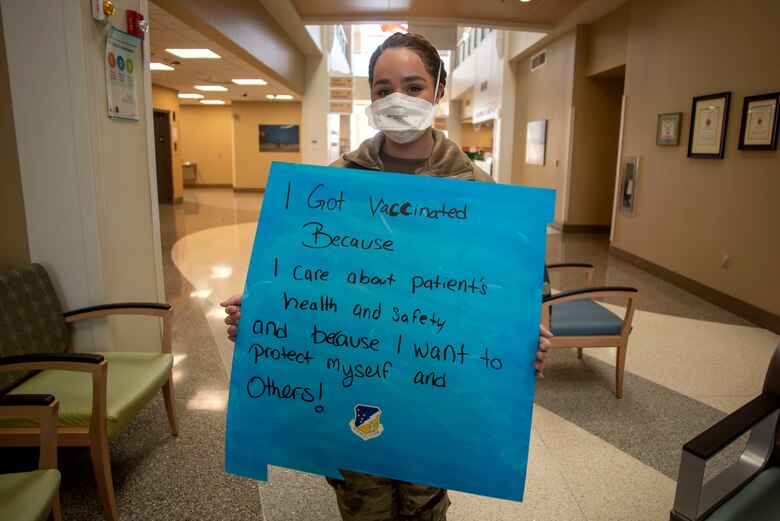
[657,113,681,146]
[687,92,731,158]
[738,92,779,150]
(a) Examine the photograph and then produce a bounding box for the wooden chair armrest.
[542,286,638,303]
[547,263,594,269]
[63,302,173,354]
[1,356,109,441]
[0,394,57,407]
[0,394,60,469]
[547,263,594,287]
[63,302,171,321]
[0,353,105,373]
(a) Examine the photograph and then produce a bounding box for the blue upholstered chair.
[541,263,639,398]
[669,342,780,521]
[0,394,61,521]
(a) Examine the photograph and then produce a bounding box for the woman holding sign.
[222,32,552,521]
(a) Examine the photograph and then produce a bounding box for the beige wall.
[512,29,577,224]
[179,106,234,186]
[614,0,780,315]
[152,84,184,200]
[510,0,779,320]
[2,0,164,352]
[233,101,302,190]
[513,21,626,228]
[568,25,624,226]
[0,8,28,270]
[586,2,628,77]
[460,123,494,150]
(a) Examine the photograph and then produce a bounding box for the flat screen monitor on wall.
[259,124,300,152]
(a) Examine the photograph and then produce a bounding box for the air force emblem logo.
[350,404,384,441]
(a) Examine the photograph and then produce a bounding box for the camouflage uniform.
[326,129,492,520]
[327,471,450,521]
[330,128,493,183]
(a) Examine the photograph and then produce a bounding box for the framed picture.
[687,92,731,158]
[525,119,547,166]
[619,156,639,216]
[738,92,779,150]
[259,124,300,152]
[657,112,682,146]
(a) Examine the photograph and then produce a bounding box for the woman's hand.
[220,294,243,342]
[534,324,553,378]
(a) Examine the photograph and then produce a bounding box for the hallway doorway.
[153,109,174,203]
[582,65,625,233]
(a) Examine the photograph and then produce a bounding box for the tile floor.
[162,188,778,521]
[4,187,775,520]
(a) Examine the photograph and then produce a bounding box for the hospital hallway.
[15,187,778,520]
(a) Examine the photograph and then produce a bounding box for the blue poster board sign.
[226,162,555,501]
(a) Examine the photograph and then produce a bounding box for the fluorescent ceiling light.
[150,62,174,71]
[232,78,268,85]
[195,85,228,92]
[200,100,226,105]
[178,93,204,99]
[166,48,221,59]
[267,94,294,100]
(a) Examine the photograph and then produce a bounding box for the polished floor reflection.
[5,188,774,520]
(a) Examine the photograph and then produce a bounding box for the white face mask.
[366,62,442,144]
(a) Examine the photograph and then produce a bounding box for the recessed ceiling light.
[178,93,204,99]
[150,62,174,71]
[195,85,228,92]
[232,78,268,85]
[166,48,221,59]
[200,100,226,105]
[267,94,294,100]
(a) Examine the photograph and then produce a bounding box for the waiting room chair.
[0,394,61,521]
[541,263,639,398]
[0,263,179,521]
[669,342,780,521]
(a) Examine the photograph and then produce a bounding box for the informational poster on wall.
[105,26,140,121]
[225,162,555,501]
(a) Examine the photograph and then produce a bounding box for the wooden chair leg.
[162,378,179,436]
[577,347,583,359]
[51,493,62,521]
[89,433,118,521]
[615,343,628,399]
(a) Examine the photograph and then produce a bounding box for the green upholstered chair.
[541,263,639,398]
[0,263,179,521]
[670,342,780,521]
[0,394,61,521]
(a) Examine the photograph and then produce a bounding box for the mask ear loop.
[433,59,443,104]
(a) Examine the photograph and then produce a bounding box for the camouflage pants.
[327,470,450,521]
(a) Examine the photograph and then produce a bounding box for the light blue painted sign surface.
[225,162,555,501]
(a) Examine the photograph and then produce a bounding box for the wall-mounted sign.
[330,76,353,89]
[329,101,352,114]
[106,26,141,121]
[330,89,353,101]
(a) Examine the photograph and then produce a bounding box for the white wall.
[1,0,164,351]
[302,28,330,167]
